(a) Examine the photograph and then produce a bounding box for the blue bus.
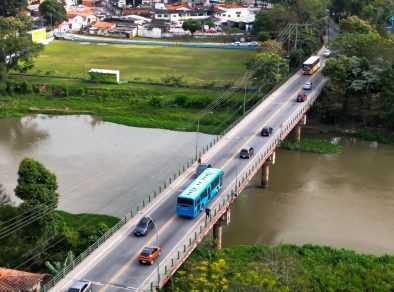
[176,168,224,218]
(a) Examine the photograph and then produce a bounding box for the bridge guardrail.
[141,75,328,291]
[44,62,325,291]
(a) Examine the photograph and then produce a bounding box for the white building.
[213,4,251,22]
[154,3,212,27]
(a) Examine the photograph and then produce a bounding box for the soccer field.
[30,41,254,85]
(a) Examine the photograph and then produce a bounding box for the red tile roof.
[92,21,116,29]
[213,3,242,9]
[0,268,44,292]
[165,3,190,10]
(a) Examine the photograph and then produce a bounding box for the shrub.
[162,75,185,86]
[88,71,118,83]
[150,96,162,108]
[0,83,7,96]
[174,95,187,106]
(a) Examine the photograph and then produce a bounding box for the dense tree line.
[251,0,394,131]
[0,158,114,273]
[321,14,394,129]
[164,242,394,291]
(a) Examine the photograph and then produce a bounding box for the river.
[1,115,393,255]
[222,135,394,255]
[0,115,214,217]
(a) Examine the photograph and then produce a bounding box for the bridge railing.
[142,76,328,291]
[44,69,324,292]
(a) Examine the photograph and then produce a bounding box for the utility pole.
[243,83,246,114]
[294,24,298,49]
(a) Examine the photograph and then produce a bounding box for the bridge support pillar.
[261,163,270,188]
[213,223,222,249]
[294,125,301,143]
[294,115,307,143]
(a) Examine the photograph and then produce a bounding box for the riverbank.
[0,79,250,134]
[280,138,343,154]
[163,243,394,291]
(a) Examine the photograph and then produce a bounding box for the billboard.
[28,28,47,44]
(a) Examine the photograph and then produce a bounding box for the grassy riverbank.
[0,78,253,134]
[0,205,119,271]
[163,243,394,291]
[25,41,253,85]
[280,139,343,154]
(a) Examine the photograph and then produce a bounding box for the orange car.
[138,246,161,265]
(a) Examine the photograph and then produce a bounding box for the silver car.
[68,280,92,292]
[323,49,331,57]
[303,81,312,90]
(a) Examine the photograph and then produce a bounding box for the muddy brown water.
[222,136,394,255]
[1,115,393,255]
[0,115,214,217]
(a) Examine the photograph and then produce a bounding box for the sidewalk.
[66,33,256,49]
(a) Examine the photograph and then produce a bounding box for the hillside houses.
[44,0,263,39]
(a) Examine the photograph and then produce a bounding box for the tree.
[333,32,382,62]
[15,158,59,243]
[0,184,11,206]
[339,16,379,36]
[45,251,74,275]
[0,16,43,81]
[0,0,27,17]
[182,19,202,36]
[247,52,289,86]
[39,0,67,28]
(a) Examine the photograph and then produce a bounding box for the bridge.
[46,52,328,292]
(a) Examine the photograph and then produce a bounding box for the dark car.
[261,126,273,136]
[133,217,154,236]
[195,163,211,178]
[297,92,307,102]
[68,280,92,292]
[138,246,161,265]
[239,146,254,159]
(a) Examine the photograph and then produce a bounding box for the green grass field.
[29,41,254,85]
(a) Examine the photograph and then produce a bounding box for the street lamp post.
[243,83,247,114]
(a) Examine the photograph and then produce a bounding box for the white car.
[232,41,241,46]
[303,81,312,90]
[248,41,259,46]
[323,49,331,57]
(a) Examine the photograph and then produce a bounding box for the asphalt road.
[54,53,328,292]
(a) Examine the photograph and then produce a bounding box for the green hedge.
[88,71,118,83]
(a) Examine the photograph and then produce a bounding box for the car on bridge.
[138,246,161,265]
[67,279,92,292]
[133,217,155,236]
[195,163,211,178]
[323,49,332,57]
[261,126,273,136]
[297,92,307,102]
[239,146,254,158]
[303,81,312,90]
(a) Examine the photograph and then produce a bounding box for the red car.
[138,246,161,265]
[297,92,307,102]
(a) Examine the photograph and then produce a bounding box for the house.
[213,4,257,31]
[82,0,102,6]
[0,268,44,292]
[89,21,116,35]
[154,2,212,27]
[66,6,98,31]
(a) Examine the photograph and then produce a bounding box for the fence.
[141,77,328,290]
[41,69,327,292]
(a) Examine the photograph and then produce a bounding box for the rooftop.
[92,21,116,28]
[0,268,44,292]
